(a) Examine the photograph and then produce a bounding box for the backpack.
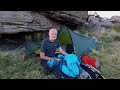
[77,63,105,79]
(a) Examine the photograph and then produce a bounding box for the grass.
[84,27,120,79]
[112,25,120,33]
[0,26,120,79]
[0,48,56,79]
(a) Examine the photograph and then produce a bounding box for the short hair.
[49,28,57,32]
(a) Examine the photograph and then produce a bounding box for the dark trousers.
[40,60,74,79]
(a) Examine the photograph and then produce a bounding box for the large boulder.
[0,11,61,34]
[0,11,88,34]
[86,15,113,32]
[110,15,120,26]
[43,11,88,26]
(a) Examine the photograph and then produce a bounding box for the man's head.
[48,28,58,42]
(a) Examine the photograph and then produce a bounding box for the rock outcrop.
[42,11,88,26]
[0,11,88,34]
[86,15,113,32]
[110,16,120,26]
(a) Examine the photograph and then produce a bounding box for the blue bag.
[59,54,82,78]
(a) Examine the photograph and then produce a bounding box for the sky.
[89,11,120,19]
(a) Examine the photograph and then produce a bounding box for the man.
[40,28,68,69]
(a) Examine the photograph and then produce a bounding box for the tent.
[25,25,98,59]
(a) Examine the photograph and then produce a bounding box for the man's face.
[49,28,57,41]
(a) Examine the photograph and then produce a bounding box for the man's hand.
[58,47,68,56]
[55,58,61,62]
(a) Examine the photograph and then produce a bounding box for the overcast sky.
[88,11,120,18]
[95,11,120,18]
